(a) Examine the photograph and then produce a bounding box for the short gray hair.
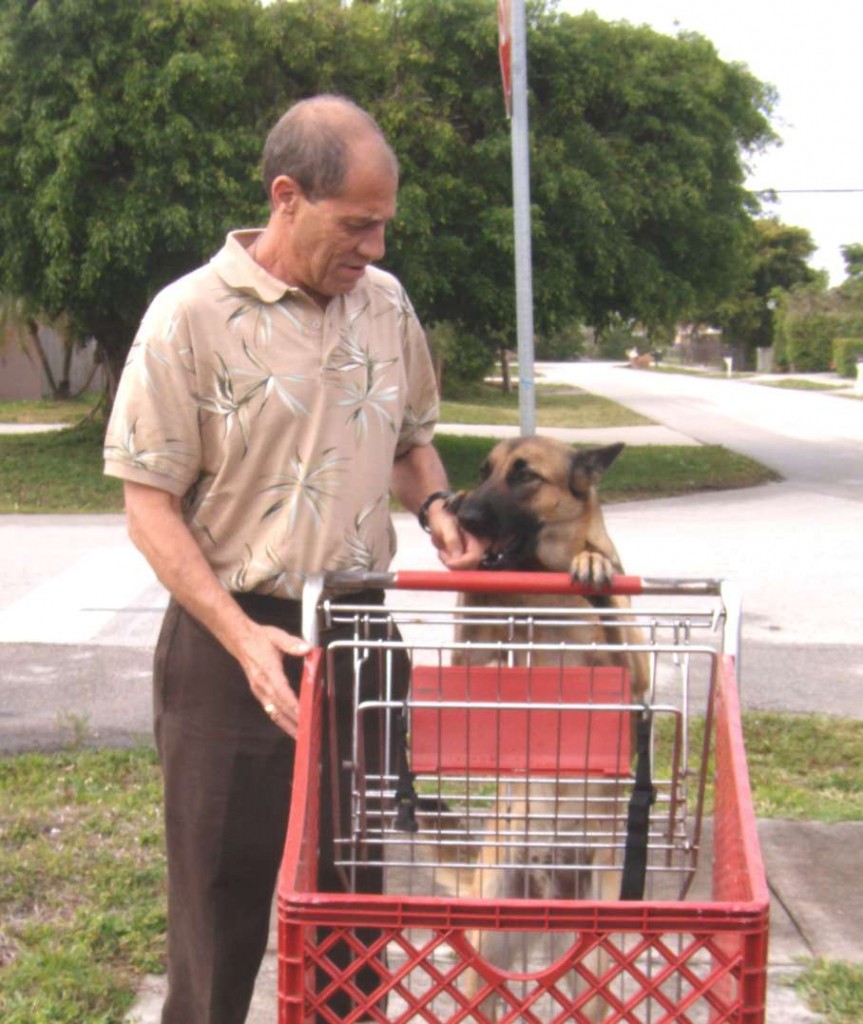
[262,94,397,202]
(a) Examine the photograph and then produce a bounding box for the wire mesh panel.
[278,573,768,1024]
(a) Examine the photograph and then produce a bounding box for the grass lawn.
[437,433,778,499]
[0,391,103,424]
[0,421,125,513]
[1,710,861,1022]
[0,421,778,514]
[0,747,165,1024]
[440,382,654,427]
[755,377,847,391]
[795,959,863,1024]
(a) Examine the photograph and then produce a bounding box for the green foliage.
[428,321,496,397]
[594,317,639,360]
[773,283,863,372]
[534,321,587,361]
[0,0,779,383]
[525,10,776,332]
[705,218,819,366]
[0,0,274,385]
[840,243,863,281]
[832,337,863,378]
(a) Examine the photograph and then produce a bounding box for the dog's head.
[447,436,624,573]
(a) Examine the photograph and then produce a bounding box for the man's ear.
[270,175,303,218]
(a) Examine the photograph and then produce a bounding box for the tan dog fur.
[443,437,650,1021]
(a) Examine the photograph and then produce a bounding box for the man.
[104,94,483,1024]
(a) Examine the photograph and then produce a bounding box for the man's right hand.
[234,622,310,738]
[124,480,310,738]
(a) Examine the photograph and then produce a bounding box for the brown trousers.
[153,591,407,1024]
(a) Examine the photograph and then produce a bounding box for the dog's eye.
[509,460,542,485]
[478,462,491,482]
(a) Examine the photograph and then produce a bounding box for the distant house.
[0,324,104,400]
[673,324,724,366]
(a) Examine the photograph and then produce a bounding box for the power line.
[755,188,863,195]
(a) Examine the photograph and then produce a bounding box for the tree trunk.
[499,345,511,394]
[25,318,59,396]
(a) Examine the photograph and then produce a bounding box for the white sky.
[559,1,863,285]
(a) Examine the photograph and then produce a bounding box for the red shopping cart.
[278,571,768,1023]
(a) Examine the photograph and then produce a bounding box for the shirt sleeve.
[103,288,203,497]
[395,290,440,457]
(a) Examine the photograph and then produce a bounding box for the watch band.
[417,490,453,533]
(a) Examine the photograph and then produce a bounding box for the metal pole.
[509,0,536,435]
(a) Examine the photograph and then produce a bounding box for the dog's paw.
[570,551,616,587]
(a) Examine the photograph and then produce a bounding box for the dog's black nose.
[455,500,496,538]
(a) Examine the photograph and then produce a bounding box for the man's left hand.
[427,501,488,569]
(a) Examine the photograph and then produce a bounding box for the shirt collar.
[210,229,304,304]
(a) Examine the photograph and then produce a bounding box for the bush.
[595,319,638,360]
[833,337,863,378]
[427,321,496,398]
[785,312,842,371]
[774,283,863,372]
[534,321,587,361]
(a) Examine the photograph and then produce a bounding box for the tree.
[0,0,778,392]
[703,218,819,365]
[0,0,276,394]
[773,280,863,372]
[374,2,777,349]
[840,243,863,282]
[0,293,98,400]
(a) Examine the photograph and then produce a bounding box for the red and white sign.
[497,0,513,117]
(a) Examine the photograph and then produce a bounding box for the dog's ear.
[568,443,624,495]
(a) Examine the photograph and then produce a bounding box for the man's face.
[281,140,398,303]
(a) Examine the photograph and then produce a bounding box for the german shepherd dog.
[443,436,650,1021]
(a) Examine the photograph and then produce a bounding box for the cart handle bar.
[314,569,725,597]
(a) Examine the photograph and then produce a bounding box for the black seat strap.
[620,709,656,900]
[394,707,419,833]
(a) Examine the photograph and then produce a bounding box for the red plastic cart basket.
[278,571,768,1024]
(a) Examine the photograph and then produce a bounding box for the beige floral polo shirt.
[104,230,439,598]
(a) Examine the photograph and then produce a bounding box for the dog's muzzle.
[452,492,541,571]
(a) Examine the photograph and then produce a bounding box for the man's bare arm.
[123,480,308,736]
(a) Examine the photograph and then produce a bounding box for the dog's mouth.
[478,533,535,571]
[450,493,542,571]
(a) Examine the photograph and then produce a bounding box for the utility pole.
[500,0,536,435]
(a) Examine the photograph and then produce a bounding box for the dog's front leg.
[463,864,524,1021]
[565,846,618,1024]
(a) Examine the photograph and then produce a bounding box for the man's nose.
[357,223,386,262]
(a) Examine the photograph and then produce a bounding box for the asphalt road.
[1,362,861,754]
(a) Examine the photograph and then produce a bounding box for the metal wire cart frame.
[278,571,769,1024]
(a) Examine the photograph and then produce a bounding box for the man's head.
[258,95,399,303]
[262,94,397,202]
